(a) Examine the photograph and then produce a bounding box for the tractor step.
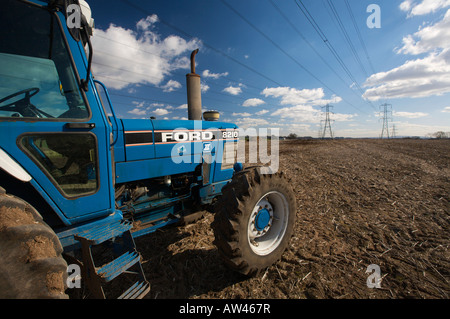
[118,281,150,299]
[74,220,149,299]
[74,221,133,245]
[97,251,140,282]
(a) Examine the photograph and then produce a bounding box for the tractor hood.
[113,119,240,184]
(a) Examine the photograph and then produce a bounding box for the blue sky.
[88,0,450,137]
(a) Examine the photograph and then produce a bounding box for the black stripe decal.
[125,133,153,145]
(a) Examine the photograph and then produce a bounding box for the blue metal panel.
[115,155,203,184]
[198,180,231,204]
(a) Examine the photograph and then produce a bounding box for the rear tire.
[212,167,297,276]
[0,187,68,298]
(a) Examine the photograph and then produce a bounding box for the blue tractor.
[0,0,296,298]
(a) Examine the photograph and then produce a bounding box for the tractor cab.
[0,0,116,227]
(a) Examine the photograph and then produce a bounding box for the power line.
[220,0,368,115]
[267,0,368,115]
[220,0,332,92]
[325,0,368,78]
[344,0,376,75]
[119,0,284,87]
[267,0,348,93]
[294,0,378,111]
[294,0,359,89]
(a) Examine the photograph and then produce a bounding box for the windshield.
[0,0,89,119]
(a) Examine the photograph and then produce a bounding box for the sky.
[87,0,450,138]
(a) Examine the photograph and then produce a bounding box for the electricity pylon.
[320,104,334,139]
[380,103,392,139]
[391,124,397,138]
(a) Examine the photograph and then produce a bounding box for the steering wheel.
[0,87,46,117]
[0,87,40,106]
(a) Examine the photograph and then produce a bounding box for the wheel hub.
[250,199,273,238]
[255,208,271,231]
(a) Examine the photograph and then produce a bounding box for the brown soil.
[23,235,57,263]
[0,206,35,231]
[132,139,449,299]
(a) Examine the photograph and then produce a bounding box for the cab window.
[0,0,88,119]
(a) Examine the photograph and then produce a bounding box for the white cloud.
[364,10,450,101]
[91,15,201,90]
[400,0,413,12]
[262,87,323,105]
[392,121,450,136]
[363,49,450,100]
[333,113,357,121]
[232,117,270,129]
[202,70,229,79]
[271,104,320,123]
[262,87,342,106]
[232,112,251,117]
[400,0,450,17]
[153,108,170,116]
[128,108,147,116]
[161,80,182,92]
[242,98,265,107]
[132,101,145,108]
[270,104,355,123]
[201,82,210,93]
[397,10,450,55]
[136,14,159,30]
[256,109,269,115]
[127,101,147,116]
[441,106,450,112]
[177,104,188,109]
[261,86,348,124]
[394,111,429,118]
[223,85,243,95]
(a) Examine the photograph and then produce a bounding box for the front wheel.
[212,167,297,276]
[0,187,68,298]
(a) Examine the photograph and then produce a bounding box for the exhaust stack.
[186,49,202,120]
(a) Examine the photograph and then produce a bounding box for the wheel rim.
[247,191,289,256]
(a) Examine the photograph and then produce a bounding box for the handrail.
[94,80,119,146]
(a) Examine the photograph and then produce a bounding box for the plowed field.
[134,139,449,299]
